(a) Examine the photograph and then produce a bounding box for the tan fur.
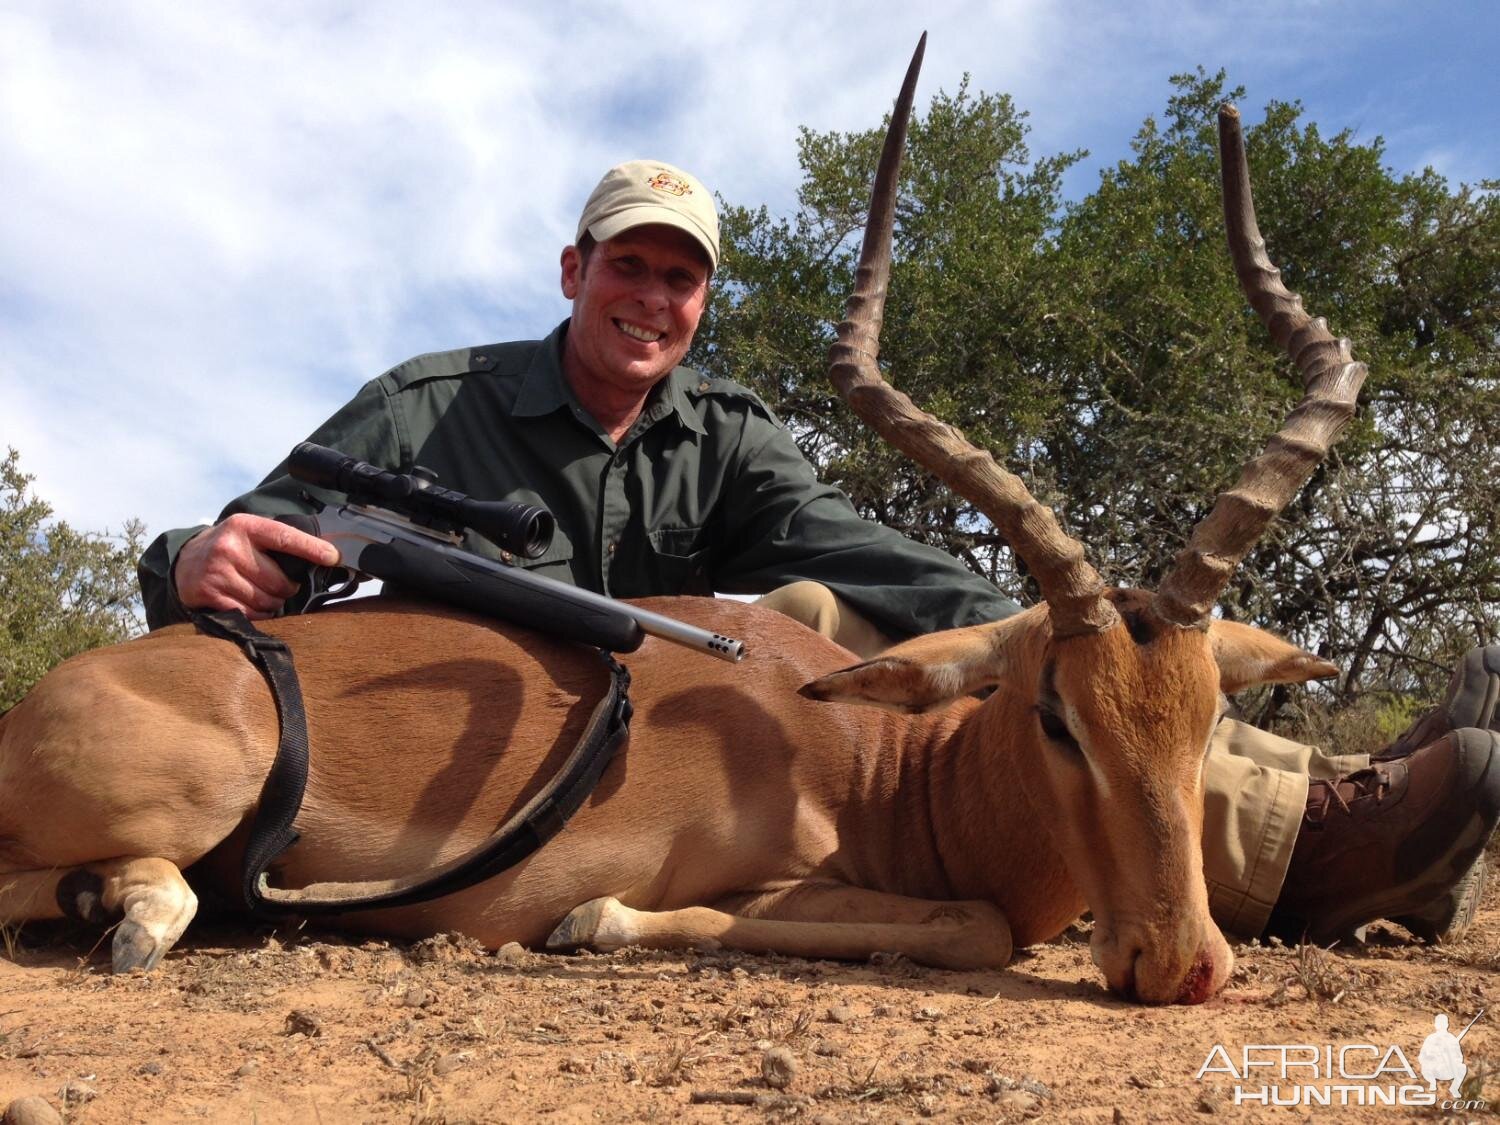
[0,592,1330,1004]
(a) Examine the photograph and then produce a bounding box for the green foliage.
[693,68,1500,709]
[0,448,145,709]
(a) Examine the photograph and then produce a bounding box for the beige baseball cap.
[575,159,720,271]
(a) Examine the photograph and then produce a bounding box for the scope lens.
[463,499,555,559]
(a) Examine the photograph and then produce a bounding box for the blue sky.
[2,0,1495,545]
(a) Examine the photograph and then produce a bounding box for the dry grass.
[1270,692,1425,757]
[1283,940,1365,1003]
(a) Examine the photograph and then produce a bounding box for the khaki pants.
[757,581,1367,938]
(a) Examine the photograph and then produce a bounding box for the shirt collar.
[512,319,707,437]
[512,321,576,418]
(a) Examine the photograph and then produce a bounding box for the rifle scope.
[287,442,555,559]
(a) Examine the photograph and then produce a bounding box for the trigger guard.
[299,567,364,613]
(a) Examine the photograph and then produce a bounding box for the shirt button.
[500,550,513,563]
[607,541,616,555]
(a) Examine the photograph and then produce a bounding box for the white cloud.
[1,0,1492,546]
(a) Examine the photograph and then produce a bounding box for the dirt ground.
[2,893,1497,1124]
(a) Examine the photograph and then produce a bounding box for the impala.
[0,42,1360,1005]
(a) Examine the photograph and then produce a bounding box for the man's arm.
[137,378,402,629]
[712,417,1021,640]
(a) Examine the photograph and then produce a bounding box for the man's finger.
[195,576,284,618]
[243,548,303,599]
[243,517,342,567]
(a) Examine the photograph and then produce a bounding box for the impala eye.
[1035,706,1083,757]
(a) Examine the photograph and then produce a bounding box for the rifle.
[1456,1008,1485,1041]
[268,443,746,663]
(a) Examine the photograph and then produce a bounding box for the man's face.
[559,224,711,401]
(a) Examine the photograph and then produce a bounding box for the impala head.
[803,37,1366,1004]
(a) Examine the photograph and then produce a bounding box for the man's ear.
[1209,619,1339,693]
[560,245,582,300]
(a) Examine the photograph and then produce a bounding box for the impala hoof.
[546,896,625,952]
[111,919,168,973]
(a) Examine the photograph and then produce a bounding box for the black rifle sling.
[190,610,632,916]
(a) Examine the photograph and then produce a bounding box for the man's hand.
[175,513,342,619]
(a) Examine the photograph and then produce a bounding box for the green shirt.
[138,321,1020,634]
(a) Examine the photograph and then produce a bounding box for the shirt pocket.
[459,523,575,577]
[510,526,575,581]
[646,525,713,596]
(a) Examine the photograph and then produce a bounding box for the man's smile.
[614,318,665,343]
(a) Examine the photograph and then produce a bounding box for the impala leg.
[0,858,197,973]
[547,884,1011,971]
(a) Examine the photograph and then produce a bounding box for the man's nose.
[635,276,670,312]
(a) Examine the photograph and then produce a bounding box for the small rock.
[433,1052,467,1077]
[917,1093,940,1117]
[284,1009,322,1037]
[137,1061,163,1076]
[825,1005,856,1024]
[234,1061,258,1078]
[559,1056,590,1075]
[995,1090,1039,1113]
[914,1006,943,1021]
[58,1081,95,1108]
[761,1046,797,1090]
[397,985,433,1008]
[494,941,528,966]
[3,1096,63,1125]
[1196,1090,1221,1114]
[986,1074,1053,1102]
[811,1039,844,1057]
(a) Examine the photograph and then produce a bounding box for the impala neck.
[832,689,1085,947]
[928,692,1086,945]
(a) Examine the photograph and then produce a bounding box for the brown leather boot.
[1267,728,1500,945]
[1377,644,1500,761]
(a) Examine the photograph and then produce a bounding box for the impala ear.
[799,617,1027,714]
[1209,619,1339,693]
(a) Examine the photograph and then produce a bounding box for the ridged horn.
[1152,104,1368,629]
[826,33,1119,638]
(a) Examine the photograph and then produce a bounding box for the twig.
[365,1038,405,1072]
[690,1090,804,1108]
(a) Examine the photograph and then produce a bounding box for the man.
[139,159,1500,947]
[1419,1013,1469,1098]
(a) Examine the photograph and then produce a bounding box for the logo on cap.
[647,171,693,197]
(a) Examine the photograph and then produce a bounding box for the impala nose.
[1101,941,1228,1005]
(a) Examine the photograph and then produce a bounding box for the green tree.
[0,448,146,709]
[693,70,1500,712]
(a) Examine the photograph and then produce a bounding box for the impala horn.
[827,33,1119,638]
[1151,105,1369,629]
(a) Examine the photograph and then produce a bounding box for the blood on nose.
[1174,951,1217,1005]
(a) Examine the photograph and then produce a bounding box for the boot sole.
[1304,729,1500,944]
[1449,644,1500,732]
[1391,853,1489,943]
